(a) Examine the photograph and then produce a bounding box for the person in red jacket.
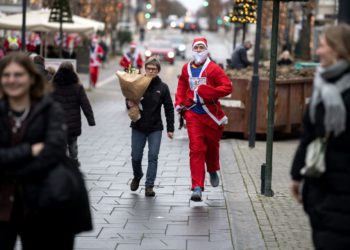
[175,37,232,201]
[90,37,104,87]
[119,41,143,72]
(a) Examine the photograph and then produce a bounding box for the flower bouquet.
[115,67,152,122]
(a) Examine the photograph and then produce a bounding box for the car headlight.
[179,45,186,51]
[168,51,175,58]
[145,50,152,57]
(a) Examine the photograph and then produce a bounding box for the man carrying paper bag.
[116,69,152,121]
[117,56,174,197]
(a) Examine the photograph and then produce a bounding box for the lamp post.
[262,0,279,197]
[261,0,308,197]
[248,0,262,148]
[21,0,27,51]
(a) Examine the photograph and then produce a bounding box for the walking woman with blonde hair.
[291,24,350,250]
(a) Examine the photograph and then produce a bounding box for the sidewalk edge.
[220,140,266,250]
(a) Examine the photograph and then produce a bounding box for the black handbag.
[38,157,93,233]
[38,157,79,208]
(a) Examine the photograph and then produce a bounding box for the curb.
[220,140,266,250]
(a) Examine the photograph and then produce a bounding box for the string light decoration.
[229,0,257,24]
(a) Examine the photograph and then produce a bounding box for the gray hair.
[243,40,252,46]
[145,56,161,72]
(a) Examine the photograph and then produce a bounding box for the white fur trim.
[192,41,207,48]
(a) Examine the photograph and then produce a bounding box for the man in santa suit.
[175,37,232,201]
[119,41,143,72]
[4,32,22,53]
[90,37,104,87]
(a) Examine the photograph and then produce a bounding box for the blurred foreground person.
[175,38,232,201]
[52,62,95,165]
[0,53,92,250]
[291,24,350,250]
[128,57,174,197]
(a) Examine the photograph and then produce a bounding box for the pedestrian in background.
[175,37,232,201]
[52,62,95,165]
[128,56,174,197]
[231,40,253,69]
[291,24,350,250]
[277,50,293,66]
[119,41,143,72]
[32,55,52,81]
[0,52,91,249]
[89,37,104,88]
[139,26,145,42]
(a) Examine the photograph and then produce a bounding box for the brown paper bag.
[115,71,152,102]
[128,105,141,122]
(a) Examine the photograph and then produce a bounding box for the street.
[70,28,312,250]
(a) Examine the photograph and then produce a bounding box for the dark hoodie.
[52,68,95,137]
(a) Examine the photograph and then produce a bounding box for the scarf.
[309,60,350,136]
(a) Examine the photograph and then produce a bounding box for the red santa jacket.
[90,44,104,67]
[175,58,232,126]
[119,52,143,70]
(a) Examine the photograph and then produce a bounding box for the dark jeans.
[131,128,162,187]
[67,136,78,160]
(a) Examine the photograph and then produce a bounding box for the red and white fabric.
[175,57,232,190]
[119,52,143,70]
[90,44,104,67]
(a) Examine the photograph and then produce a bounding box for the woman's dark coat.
[0,96,92,233]
[131,76,174,133]
[52,68,95,137]
[291,73,350,250]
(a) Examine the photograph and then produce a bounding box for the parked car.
[146,18,163,30]
[181,17,201,33]
[144,40,176,65]
[168,36,186,59]
[166,15,179,29]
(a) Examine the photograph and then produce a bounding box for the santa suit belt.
[184,100,218,109]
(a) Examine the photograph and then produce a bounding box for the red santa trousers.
[184,111,223,190]
[90,66,99,86]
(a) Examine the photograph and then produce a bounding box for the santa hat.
[130,41,137,48]
[192,37,208,49]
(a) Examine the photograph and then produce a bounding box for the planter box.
[220,77,313,136]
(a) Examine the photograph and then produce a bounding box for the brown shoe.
[130,177,141,191]
[145,187,155,197]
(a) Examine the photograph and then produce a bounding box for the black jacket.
[291,72,350,249]
[131,76,174,133]
[0,96,92,233]
[52,69,95,137]
[231,45,251,69]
